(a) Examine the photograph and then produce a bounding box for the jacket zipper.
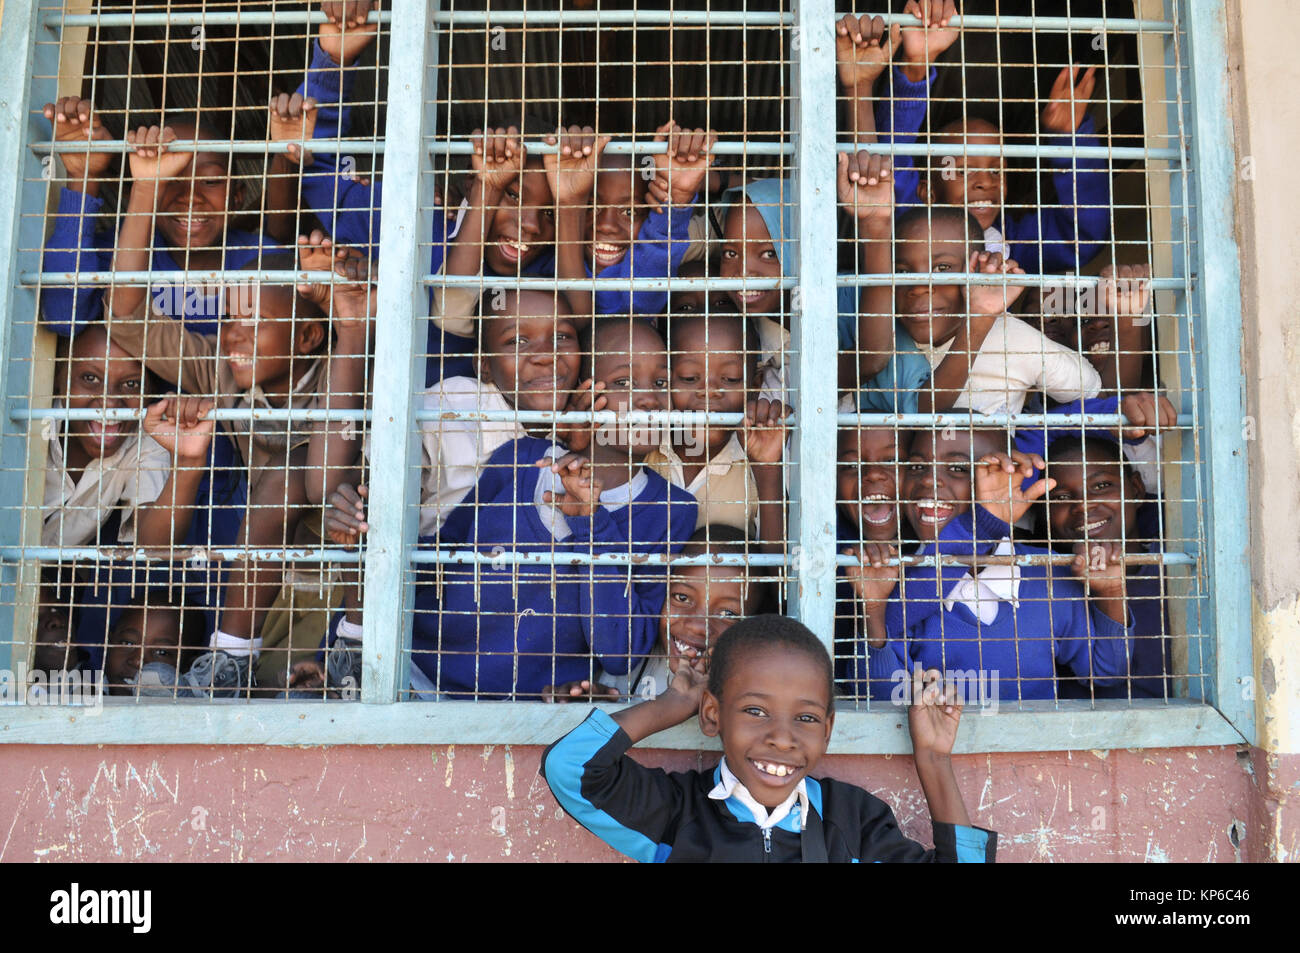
[762,828,772,855]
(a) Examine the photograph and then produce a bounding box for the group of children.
[32,1,1174,743]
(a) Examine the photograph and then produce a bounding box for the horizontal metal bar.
[13,406,368,422]
[18,271,1190,293]
[10,408,1196,429]
[33,139,386,156]
[21,269,367,285]
[0,699,1239,752]
[40,10,1175,33]
[0,545,361,563]
[838,142,1182,161]
[836,551,1194,568]
[406,549,789,568]
[837,412,1195,427]
[29,139,1182,161]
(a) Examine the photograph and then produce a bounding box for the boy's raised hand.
[1042,65,1098,134]
[297,229,375,325]
[973,449,1053,526]
[742,397,791,465]
[1117,391,1176,441]
[126,125,193,184]
[44,97,113,181]
[666,651,709,709]
[541,679,621,703]
[325,483,369,547]
[1098,262,1151,319]
[900,0,960,79]
[540,452,603,518]
[843,544,900,646]
[556,378,606,453]
[649,120,717,211]
[836,13,901,92]
[907,667,962,757]
[837,150,894,225]
[543,125,608,208]
[319,1,380,66]
[269,92,318,166]
[966,250,1026,316]
[471,126,527,194]
[143,396,216,463]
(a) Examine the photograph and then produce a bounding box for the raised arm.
[298,230,376,505]
[836,14,900,144]
[544,126,606,323]
[135,396,216,546]
[837,150,896,384]
[917,252,1024,413]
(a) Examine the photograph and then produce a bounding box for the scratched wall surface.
[0,744,1284,863]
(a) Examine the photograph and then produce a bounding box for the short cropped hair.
[895,205,984,254]
[707,614,834,706]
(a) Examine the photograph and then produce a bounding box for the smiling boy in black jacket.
[541,614,995,863]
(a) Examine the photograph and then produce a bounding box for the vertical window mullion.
[361,2,440,703]
[789,0,840,645]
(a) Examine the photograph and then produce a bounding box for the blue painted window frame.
[0,0,1251,750]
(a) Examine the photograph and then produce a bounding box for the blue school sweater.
[876,66,1112,274]
[585,203,695,315]
[40,189,275,337]
[843,506,1132,702]
[410,436,698,698]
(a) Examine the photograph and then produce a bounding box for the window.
[0,0,1251,749]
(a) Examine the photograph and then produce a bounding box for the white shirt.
[753,315,791,406]
[915,314,1102,415]
[532,443,649,541]
[43,427,171,547]
[942,537,1022,625]
[371,378,526,536]
[709,756,810,832]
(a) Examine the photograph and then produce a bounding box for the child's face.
[1046,451,1144,544]
[105,606,183,695]
[670,262,736,317]
[55,327,146,461]
[479,306,581,414]
[659,564,756,673]
[700,644,833,809]
[592,322,671,455]
[485,161,556,274]
[925,124,1006,230]
[895,217,968,347]
[720,204,783,318]
[588,169,649,271]
[669,317,751,457]
[32,602,72,673]
[902,429,1000,541]
[220,285,323,393]
[155,124,239,250]
[837,426,901,542]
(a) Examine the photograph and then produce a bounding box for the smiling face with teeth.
[700,640,834,808]
[918,119,1006,231]
[660,562,764,674]
[837,426,902,542]
[902,428,1004,541]
[587,159,650,272]
[720,204,786,320]
[152,123,241,259]
[894,212,972,348]
[1045,440,1145,548]
[477,290,581,416]
[54,325,148,469]
[485,160,556,275]
[219,282,326,396]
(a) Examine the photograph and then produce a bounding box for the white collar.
[709,756,809,831]
[533,443,650,540]
[244,359,323,408]
[942,537,1022,624]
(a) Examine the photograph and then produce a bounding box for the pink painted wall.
[2,744,1292,862]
